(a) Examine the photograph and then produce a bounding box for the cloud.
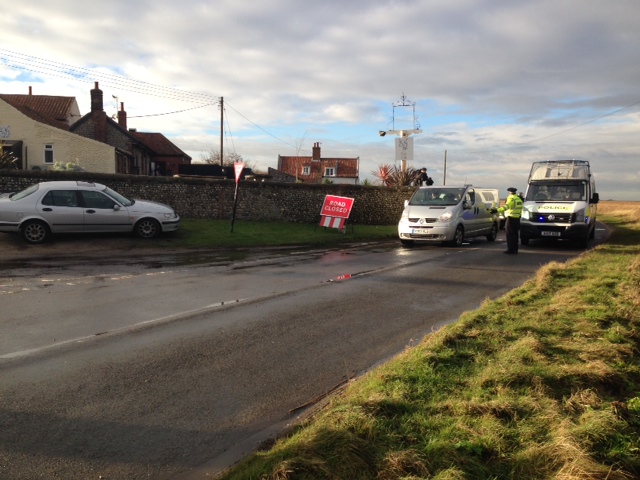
[1,0,639,199]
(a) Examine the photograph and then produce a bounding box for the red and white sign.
[320,195,354,219]
[319,195,354,231]
[234,162,245,184]
[320,215,346,229]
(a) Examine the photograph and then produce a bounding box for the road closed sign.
[320,195,354,219]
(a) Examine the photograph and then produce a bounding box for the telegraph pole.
[219,97,224,167]
[443,149,447,185]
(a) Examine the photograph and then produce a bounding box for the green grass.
[151,219,398,249]
[218,204,640,480]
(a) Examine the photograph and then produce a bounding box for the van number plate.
[541,231,561,237]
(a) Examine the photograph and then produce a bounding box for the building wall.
[0,170,413,225]
[0,100,116,173]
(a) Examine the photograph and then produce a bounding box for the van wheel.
[486,223,498,242]
[521,236,530,246]
[579,236,589,249]
[450,225,464,247]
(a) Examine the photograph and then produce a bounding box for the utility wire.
[0,48,297,149]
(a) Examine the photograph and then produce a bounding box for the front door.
[79,190,133,232]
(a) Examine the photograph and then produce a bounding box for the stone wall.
[0,170,414,225]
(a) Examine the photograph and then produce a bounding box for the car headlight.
[163,212,175,219]
[522,208,530,220]
[574,208,585,223]
[438,212,453,222]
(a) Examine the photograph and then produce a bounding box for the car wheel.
[21,220,51,244]
[520,236,530,246]
[450,225,464,247]
[486,223,498,242]
[135,218,161,239]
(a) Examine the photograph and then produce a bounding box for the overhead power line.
[0,48,297,148]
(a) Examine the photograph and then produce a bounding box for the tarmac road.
[0,225,608,479]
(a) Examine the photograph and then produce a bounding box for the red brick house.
[70,82,191,175]
[277,142,359,184]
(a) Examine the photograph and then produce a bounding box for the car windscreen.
[409,188,465,206]
[9,183,40,201]
[102,187,133,206]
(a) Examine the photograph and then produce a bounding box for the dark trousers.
[505,217,521,253]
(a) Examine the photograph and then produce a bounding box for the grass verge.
[218,202,640,480]
[150,219,398,249]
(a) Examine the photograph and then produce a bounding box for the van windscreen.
[410,188,465,206]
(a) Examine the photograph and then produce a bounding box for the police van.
[520,160,599,248]
[398,185,500,246]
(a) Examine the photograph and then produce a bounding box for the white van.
[521,160,599,248]
[398,185,500,246]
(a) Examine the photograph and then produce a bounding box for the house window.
[324,167,335,177]
[44,144,54,164]
[302,166,311,175]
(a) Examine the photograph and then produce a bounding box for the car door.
[36,189,84,233]
[79,190,133,232]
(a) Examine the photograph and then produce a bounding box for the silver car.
[0,181,180,244]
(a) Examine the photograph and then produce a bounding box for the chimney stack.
[90,81,104,112]
[28,86,32,95]
[90,82,107,143]
[312,142,321,161]
[117,102,127,129]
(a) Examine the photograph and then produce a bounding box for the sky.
[1,0,639,200]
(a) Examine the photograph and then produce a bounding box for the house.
[70,82,191,175]
[0,87,115,172]
[0,82,190,175]
[276,142,359,184]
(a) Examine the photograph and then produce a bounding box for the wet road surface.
[0,226,608,479]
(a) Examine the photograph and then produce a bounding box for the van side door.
[461,188,482,235]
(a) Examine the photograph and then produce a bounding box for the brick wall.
[0,170,413,225]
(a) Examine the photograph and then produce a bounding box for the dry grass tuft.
[377,449,431,480]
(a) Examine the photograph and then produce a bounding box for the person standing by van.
[415,168,434,186]
[498,187,524,254]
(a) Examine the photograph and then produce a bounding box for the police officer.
[498,187,524,254]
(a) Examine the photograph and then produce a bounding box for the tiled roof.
[131,131,191,159]
[0,94,78,130]
[277,155,359,183]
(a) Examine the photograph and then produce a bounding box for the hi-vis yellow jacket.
[498,194,524,219]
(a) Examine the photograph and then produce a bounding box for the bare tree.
[294,130,309,156]
[200,149,256,170]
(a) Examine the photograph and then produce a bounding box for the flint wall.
[0,170,414,225]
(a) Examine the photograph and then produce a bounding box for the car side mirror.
[113,204,121,211]
[404,200,409,207]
